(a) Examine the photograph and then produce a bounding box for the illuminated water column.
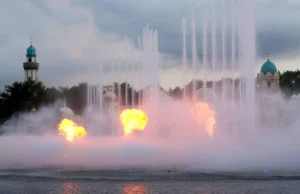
[191,11,198,103]
[141,25,159,104]
[202,11,208,103]
[221,0,227,132]
[182,17,188,101]
[230,0,237,133]
[137,35,143,109]
[117,61,122,109]
[211,6,217,108]
[86,65,104,114]
[239,0,256,134]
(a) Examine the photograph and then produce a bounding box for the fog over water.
[1,95,300,173]
[1,0,300,175]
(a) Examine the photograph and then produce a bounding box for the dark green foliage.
[64,83,87,115]
[280,70,300,99]
[0,79,67,120]
[0,70,299,121]
[0,79,49,118]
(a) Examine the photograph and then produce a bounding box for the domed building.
[256,55,283,130]
[23,40,39,81]
[256,55,280,93]
[103,90,118,109]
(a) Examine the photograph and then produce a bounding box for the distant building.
[256,55,282,129]
[23,40,39,81]
[256,54,280,93]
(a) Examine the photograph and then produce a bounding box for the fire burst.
[192,102,216,136]
[58,119,87,142]
[120,109,148,135]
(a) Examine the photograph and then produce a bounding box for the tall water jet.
[202,11,208,103]
[182,17,188,100]
[84,0,257,138]
[191,11,198,103]
[230,0,237,133]
[125,37,129,109]
[221,0,227,132]
[179,0,257,136]
[118,61,122,108]
[137,35,142,109]
[130,39,135,109]
[211,6,217,109]
[240,0,257,134]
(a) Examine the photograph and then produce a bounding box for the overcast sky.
[0,0,299,89]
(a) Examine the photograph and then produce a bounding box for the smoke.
[0,91,300,173]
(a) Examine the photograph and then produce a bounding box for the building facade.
[256,55,282,130]
[256,55,280,93]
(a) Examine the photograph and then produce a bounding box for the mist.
[0,92,300,173]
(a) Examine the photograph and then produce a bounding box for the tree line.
[0,70,299,122]
[168,70,300,100]
[0,80,146,122]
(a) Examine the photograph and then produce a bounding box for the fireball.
[192,102,216,136]
[120,109,148,135]
[58,119,87,142]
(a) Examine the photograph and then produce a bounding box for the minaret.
[23,40,39,81]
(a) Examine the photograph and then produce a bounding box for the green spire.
[26,39,36,57]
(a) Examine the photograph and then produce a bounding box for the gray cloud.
[255,0,300,59]
[0,0,299,89]
[78,0,300,60]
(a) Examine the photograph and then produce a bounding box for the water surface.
[0,177,299,194]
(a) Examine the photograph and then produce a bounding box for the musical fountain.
[0,0,300,181]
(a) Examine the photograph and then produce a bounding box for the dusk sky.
[0,0,300,89]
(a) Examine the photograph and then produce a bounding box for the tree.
[44,87,62,105]
[168,86,183,99]
[280,70,300,99]
[0,79,59,119]
[64,83,87,115]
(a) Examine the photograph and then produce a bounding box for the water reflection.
[122,184,148,194]
[62,182,79,194]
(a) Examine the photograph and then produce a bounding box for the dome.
[103,91,117,100]
[59,107,74,117]
[26,45,36,57]
[261,60,277,75]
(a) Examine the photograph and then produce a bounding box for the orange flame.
[120,109,148,135]
[192,102,216,136]
[58,119,87,142]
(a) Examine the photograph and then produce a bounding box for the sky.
[0,0,300,89]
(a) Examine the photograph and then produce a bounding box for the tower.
[23,40,39,81]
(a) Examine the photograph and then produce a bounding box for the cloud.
[0,0,299,89]
[0,0,152,88]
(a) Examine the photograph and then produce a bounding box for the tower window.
[28,58,32,62]
[267,81,271,88]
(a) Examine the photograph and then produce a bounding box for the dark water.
[0,178,300,194]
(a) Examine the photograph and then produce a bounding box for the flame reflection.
[62,182,78,194]
[122,184,147,194]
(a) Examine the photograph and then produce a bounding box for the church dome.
[103,91,117,101]
[261,57,277,75]
[59,107,74,117]
[26,45,36,57]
